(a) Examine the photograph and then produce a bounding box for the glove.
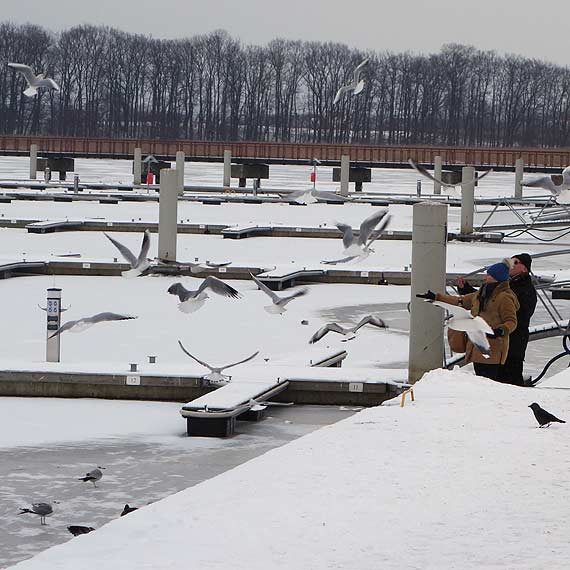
[416,290,436,301]
[486,327,505,339]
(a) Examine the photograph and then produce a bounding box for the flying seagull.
[408,159,493,188]
[8,63,60,97]
[425,299,493,357]
[78,467,105,488]
[528,403,566,428]
[178,340,259,385]
[309,315,387,344]
[522,166,570,201]
[104,230,151,278]
[167,277,241,313]
[19,502,54,525]
[333,58,369,104]
[120,504,138,517]
[278,188,351,205]
[48,313,137,339]
[250,273,308,315]
[68,525,95,536]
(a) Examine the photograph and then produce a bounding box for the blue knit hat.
[486,259,511,282]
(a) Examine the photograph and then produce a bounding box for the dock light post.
[133,148,142,186]
[433,155,442,195]
[46,288,62,363]
[460,166,475,235]
[340,154,350,197]
[408,202,447,384]
[515,158,524,199]
[223,149,231,188]
[158,169,178,262]
[30,144,38,180]
[176,151,185,196]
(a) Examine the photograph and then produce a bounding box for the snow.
[9,369,570,570]
[0,398,183,449]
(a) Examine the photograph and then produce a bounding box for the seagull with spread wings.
[104,230,151,278]
[408,159,493,189]
[48,313,137,339]
[522,165,570,201]
[250,273,308,315]
[424,299,493,357]
[178,341,259,385]
[334,58,369,104]
[8,63,60,97]
[309,315,387,344]
[167,277,241,313]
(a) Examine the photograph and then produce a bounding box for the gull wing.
[358,209,389,246]
[321,255,360,265]
[42,78,60,90]
[335,222,355,250]
[136,230,151,267]
[467,329,491,357]
[334,84,353,104]
[409,159,492,188]
[177,340,212,371]
[220,351,260,371]
[48,319,80,338]
[363,213,391,249]
[309,323,345,344]
[8,63,36,85]
[197,276,241,298]
[353,58,370,82]
[282,287,308,304]
[352,79,365,96]
[205,261,232,268]
[104,233,137,266]
[353,315,386,332]
[250,273,280,303]
[429,300,473,320]
[89,312,137,324]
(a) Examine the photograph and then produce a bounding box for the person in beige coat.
[417,259,519,381]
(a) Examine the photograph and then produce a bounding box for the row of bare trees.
[1,22,570,147]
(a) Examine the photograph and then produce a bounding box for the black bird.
[529,403,566,427]
[67,525,95,536]
[120,504,138,517]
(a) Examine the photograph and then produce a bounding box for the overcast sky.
[3,0,569,66]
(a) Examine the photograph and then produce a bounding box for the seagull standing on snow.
[104,230,151,278]
[78,467,105,488]
[250,273,308,315]
[178,341,259,385]
[409,159,493,188]
[8,63,60,97]
[522,166,570,201]
[309,315,387,344]
[48,313,137,338]
[424,299,493,357]
[333,58,369,104]
[168,277,240,313]
[19,502,54,525]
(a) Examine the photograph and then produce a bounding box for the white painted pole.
[460,166,475,235]
[340,154,350,197]
[433,155,442,195]
[30,144,38,180]
[133,148,142,186]
[176,151,185,195]
[408,202,448,383]
[158,169,178,262]
[515,157,524,199]
[46,288,62,363]
[223,149,231,188]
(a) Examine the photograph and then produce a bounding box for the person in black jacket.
[457,253,537,386]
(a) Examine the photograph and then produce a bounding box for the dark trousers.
[473,362,501,381]
[496,333,529,387]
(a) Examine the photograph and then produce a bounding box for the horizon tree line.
[1,22,570,148]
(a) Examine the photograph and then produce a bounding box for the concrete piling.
[223,149,231,188]
[30,144,38,180]
[433,155,442,195]
[133,148,142,186]
[460,166,475,235]
[408,202,448,383]
[158,169,178,262]
[515,157,524,199]
[176,151,185,195]
[340,154,350,197]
